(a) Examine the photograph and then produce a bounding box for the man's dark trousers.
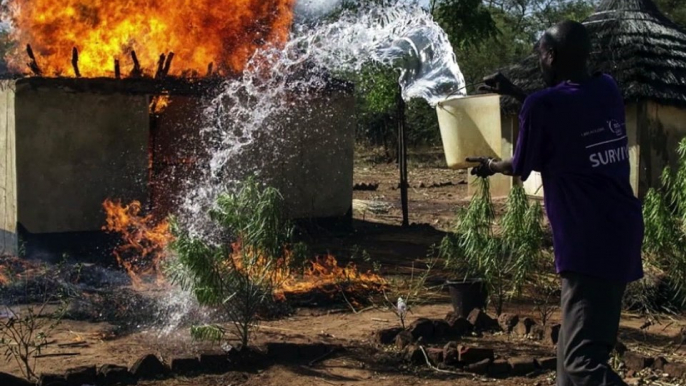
[557,272,627,386]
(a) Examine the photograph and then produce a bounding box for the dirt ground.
[1,157,684,385]
[1,302,683,386]
[352,152,470,230]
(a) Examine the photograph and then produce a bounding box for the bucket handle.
[438,81,485,108]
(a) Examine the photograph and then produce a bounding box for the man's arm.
[490,158,514,176]
[479,73,528,103]
[467,73,530,178]
[466,157,515,178]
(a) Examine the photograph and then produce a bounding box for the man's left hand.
[466,157,496,178]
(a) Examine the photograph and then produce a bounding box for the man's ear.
[548,48,557,66]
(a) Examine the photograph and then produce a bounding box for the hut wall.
[0,82,17,256]
[0,78,353,257]
[273,91,355,219]
[638,102,686,195]
[625,103,640,196]
[151,95,205,221]
[14,83,150,234]
[155,90,356,221]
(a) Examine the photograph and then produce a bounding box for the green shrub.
[638,138,686,313]
[167,178,295,347]
[440,178,548,315]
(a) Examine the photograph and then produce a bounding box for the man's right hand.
[466,157,496,178]
[478,73,527,102]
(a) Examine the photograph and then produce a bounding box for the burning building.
[0,1,355,257]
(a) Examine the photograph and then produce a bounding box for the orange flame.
[5,0,296,77]
[279,255,387,299]
[0,266,8,286]
[229,242,386,301]
[103,199,386,299]
[150,95,171,114]
[102,199,173,286]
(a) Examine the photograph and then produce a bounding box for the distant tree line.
[353,0,686,155]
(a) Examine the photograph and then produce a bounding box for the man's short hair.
[542,20,591,66]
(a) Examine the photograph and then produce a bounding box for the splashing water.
[177,2,465,239]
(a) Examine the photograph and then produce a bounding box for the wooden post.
[130,50,142,78]
[397,87,409,227]
[26,44,42,76]
[162,52,174,77]
[207,62,214,77]
[114,58,121,79]
[71,47,81,77]
[155,53,166,79]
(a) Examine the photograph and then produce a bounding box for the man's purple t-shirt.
[512,73,644,283]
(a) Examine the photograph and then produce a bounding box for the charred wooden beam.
[130,50,142,78]
[71,47,81,78]
[26,44,42,76]
[13,70,351,96]
[155,53,166,79]
[207,62,214,77]
[114,59,121,79]
[162,52,174,77]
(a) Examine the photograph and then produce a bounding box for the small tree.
[167,179,294,347]
[440,178,546,315]
[0,277,69,381]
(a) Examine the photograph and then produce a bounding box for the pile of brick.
[373,308,561,378]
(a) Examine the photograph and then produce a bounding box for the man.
[468,20,644,386]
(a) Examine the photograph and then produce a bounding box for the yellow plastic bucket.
[436,94,502,169]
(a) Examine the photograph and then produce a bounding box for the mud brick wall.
[11,80,149,234]
[155,90,355,221]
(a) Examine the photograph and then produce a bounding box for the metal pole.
[397,89,409,227]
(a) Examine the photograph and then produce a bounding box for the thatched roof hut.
[486,0,686,199]
[502,0,686,112]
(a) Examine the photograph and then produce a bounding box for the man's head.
[536,20,591,87]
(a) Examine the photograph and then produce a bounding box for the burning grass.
[102,199,172,286]
[0,256,45,289]
[279,255,386,302]
[103,197,386,301]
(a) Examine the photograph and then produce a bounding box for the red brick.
[458,346,495,364]
[514,317,536,336]
[464,359,491,375]
[408,318,435,340]
[488,359,510,377]
[443,342,459,366]
[623,351,653,371]
[508,357,536,376]
[535,357,557,371]
[498,313,519,333]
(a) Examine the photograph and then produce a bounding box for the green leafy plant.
[167,178,295,347]
[639,138,686,312]
[440,178,546,315]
